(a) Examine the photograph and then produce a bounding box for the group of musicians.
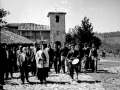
[46,42,100,81]
[0,42,100,87]
[65,43,100,81]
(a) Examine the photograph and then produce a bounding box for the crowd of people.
[0,42,100,88]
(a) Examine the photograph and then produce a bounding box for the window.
[56,15,59,23]
[56,31,60,35]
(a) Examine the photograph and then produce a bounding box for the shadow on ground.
[96,70,118,74]
[49,74,59,77]
[80,69,117,74]
[28,81,70,85]
[77,80,101,84]
[5,74,33,80]
[96,70,110,73]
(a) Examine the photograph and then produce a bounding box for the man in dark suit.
[0,44,7,89]
[83,43,90,71]
[53,43,61,74]
[47,44,54,71]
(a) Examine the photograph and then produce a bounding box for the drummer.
[67,44,79,81]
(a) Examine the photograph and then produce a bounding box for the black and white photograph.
[0,0,120,90]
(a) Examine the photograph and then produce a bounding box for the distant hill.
[94,31,120,55]
[104,37,120,45]
[101,31,120,38]
[94,31,120,44]
[99,31,120,44]
[94,33,105,41]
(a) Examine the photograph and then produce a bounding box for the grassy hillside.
[94,33,105,41]
[94,31,120,55]
[95,31,120,44]
[104,37,120,44]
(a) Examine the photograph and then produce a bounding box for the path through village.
[3,72,104,90]
[3,59,120,90]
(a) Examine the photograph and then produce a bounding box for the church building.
[7,11,66,46]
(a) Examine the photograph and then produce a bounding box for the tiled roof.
[47,12,66,17]
[18,23,50,30]
[7,23,50,30]
[7,23,20,27]
[0,30,34,44]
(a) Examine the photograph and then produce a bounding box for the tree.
[91,36,101,48]
[0,8,10,27]
[76,16,94,44]
[65,33,73,44]
[65,16,101,48]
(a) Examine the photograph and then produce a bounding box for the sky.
[1,0,120,33]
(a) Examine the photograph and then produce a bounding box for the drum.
[72,58,79,66]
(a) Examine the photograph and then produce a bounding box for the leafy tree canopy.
[0,8,10,27]
[65,16,101,48]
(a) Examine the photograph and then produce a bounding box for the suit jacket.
[18,52,26,67]
[0,46,7,69]
[54,48,61,59]
[48,48,54,61]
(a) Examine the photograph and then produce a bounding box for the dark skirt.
[37,68,49,82]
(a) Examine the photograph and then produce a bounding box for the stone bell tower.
[47,12,66,46]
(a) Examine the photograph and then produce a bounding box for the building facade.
[48,12,66,46]
[7,12,66,46]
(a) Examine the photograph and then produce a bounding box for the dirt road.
[99,59,120,63]
[4,58,120,90]
[3,71,105,90]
